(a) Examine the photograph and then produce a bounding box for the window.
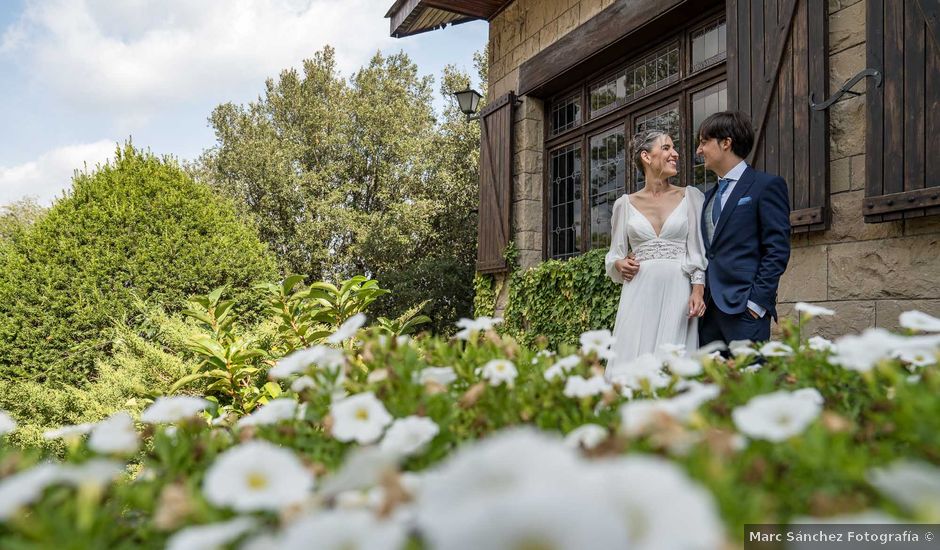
[545,12,727,260]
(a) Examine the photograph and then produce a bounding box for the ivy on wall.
[474,249,621,349]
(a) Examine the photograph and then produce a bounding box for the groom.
[696,111,790,345]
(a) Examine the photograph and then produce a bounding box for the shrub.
[0,144,278,385]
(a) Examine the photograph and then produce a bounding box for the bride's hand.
[688,285,706,318]
[615,254,640,281]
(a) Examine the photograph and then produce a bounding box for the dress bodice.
[627,196,688,262]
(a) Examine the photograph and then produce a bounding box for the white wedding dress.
[603,187,708,376]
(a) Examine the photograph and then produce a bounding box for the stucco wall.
[486,0,940,335]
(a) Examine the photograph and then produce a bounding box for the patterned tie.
[711,178,731,225]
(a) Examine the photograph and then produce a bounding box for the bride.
[604,130,708,376]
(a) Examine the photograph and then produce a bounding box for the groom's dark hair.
[698,111,754,159]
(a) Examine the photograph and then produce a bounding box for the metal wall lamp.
[453,87,483,121]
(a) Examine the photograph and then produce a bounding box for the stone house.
[385,0,940,337]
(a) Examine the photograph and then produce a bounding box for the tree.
[198,46,486,332]
[0,145,278,385]
[0,197,45,242]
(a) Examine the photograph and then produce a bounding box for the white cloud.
[0,140,115,205]
[3,0,395,118]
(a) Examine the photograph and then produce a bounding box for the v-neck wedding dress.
[603,187,708,376]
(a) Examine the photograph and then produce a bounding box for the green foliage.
[0,145,278,385]
[0,306,197,453]
[472,273,497,318]
[0,197,45,242]
[197,46,486,333]
[1,309,939,547]
[501,249,620,348]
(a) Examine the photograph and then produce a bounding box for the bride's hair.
[630,129,668,173]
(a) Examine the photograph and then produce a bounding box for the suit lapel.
[702,185,718,251]
[711,167,756,245]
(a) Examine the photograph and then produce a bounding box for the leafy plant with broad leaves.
[171,287,280,414]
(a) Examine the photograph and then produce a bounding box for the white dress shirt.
[716,160,766,319]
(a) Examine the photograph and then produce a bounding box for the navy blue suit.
[699,166,791,344]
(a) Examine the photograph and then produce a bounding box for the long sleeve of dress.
[682,187,708,285]
[605,195,630,284]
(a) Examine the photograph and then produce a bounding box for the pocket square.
[737,196,752,206]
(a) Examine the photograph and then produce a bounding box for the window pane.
[550,94,582,136]
[690,80,728,194]
[691,19,727,71]
[549,144,583,259]
[589,42,679,118]
[589,127,626,250]
[634,103,681,191]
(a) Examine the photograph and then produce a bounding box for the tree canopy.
[198,46,486,332]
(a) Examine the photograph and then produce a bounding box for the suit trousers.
[699,293,771,346]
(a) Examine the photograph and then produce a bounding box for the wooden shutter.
[865,0,940,222]
[727,0,829,233]
[477,92,515,274]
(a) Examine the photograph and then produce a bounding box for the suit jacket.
[701,166,791,321]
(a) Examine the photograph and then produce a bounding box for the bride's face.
[644,135,679,179]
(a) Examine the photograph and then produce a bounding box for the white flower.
[807,335,836,352]
[894,349,937,367]
[658,343,686,358]
[330,392,393,444]
[667,356,702,377]
[291,375,316,392]
[792,387,825,406]
[731,345,757,358]
[422,484,629,550]
[619,382,719,436]
[564,424,608,450]
[868,460,940,518]
[140,396,210,424]
[899,310,940,332]
[57,459,125,488]
[584,456,725,550]
[88,412,139,455]
[166,517,257,550]
[237,398,297,428]
[480,359,518,387]
[327,313,367,344]
[579,329,614,355]
[0,411,16,436]
[415,428,583,529]
[759,341,794,357]
[0,463,60,519]
[317,447,400,496]
[531,349,555,364]
[43,423,94,440]
[417,366,457,386]
[544,355,581,381]
[795,302,835,317]
[379,416,440,457]
[743,364,762,373]
[732,390,822,442]
[830,328,940,372]
[606,353,670,391]
[270,345,345,378]
[454,316,503,339]
[202,440,314,512]
[563,375,611,398]
[277,510,407,550]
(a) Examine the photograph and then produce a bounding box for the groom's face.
[696,135,729,172]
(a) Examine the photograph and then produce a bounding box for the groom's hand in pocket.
[618,253,640,281]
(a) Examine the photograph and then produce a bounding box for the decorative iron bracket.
[810,68,882,111]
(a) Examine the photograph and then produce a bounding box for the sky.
[0,0,487,206]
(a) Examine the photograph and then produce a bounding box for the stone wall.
[776,0,940,337]
[485,0,940,333]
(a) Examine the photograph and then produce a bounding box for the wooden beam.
[518,0,722,97]
[863,187,940,215]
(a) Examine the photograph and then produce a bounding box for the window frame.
[542,9,727,261]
